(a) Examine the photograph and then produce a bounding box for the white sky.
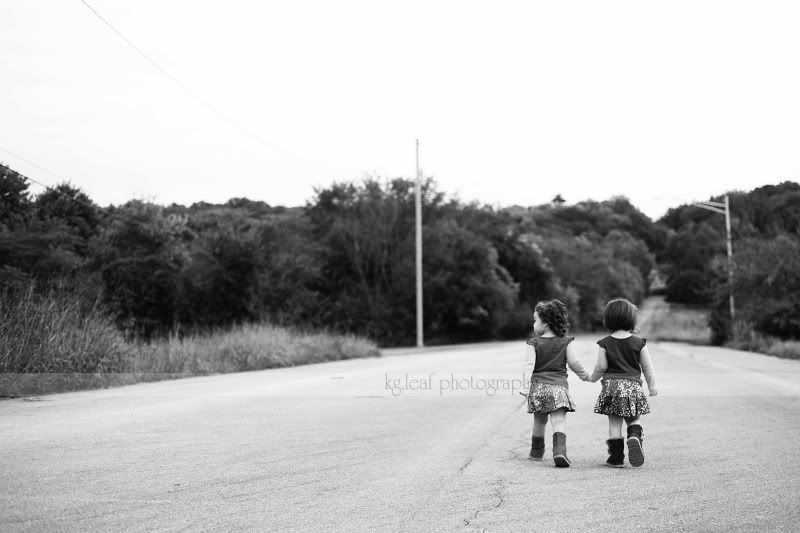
[2,1,799,219]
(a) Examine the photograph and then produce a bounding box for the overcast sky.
[2,1,799,219]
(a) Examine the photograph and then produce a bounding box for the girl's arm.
[565,342,589,381]
[587,347,608,382]
[520,344,536,395]
[639,346,657,396]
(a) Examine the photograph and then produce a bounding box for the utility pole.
[693,194,735,320]
[415,139,424,347]
[724,194,735,320]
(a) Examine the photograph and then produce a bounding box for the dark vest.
[528,336,574,388]
[597,335,646,383]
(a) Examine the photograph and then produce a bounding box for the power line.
[0,146,70,185]
[0,140,136,227]
[0,146,182,227]
[0,161,102,214]
[79,0,362,177]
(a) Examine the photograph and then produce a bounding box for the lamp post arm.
[693,203,726,214]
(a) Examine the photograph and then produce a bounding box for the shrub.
[665,269,715,305]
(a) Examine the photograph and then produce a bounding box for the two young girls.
[523,298,657,468]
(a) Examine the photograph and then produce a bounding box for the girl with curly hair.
[521,299,589,467]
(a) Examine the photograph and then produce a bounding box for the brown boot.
[553,432,570,467]
[529,435,545,461]
[605,438,625,468]
[627,424,645,467]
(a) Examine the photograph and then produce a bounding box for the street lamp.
[693,194,735,320]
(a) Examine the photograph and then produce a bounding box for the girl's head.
[603,298,638,332]
[533,299,570,337]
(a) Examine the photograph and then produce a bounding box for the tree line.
[657,182,800,344]
[1,162,797,347]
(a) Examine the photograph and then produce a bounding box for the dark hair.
[603,298,638,331]
[534,299,570,337]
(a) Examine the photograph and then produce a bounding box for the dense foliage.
[658,182,800,343]
[2,162,797,348]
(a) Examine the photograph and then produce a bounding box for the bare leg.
[532,413,549,437]
[624,416,641,428]
[608,415,624,439]
[549,408,567,433]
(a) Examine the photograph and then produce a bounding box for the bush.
[665,269,715,305]
[101,255,180,338]
[709,299,731,345]
[756,301,800,339]
[716,235,800,343]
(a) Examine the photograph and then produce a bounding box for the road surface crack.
[462,478,506,529]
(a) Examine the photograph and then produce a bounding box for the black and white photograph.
[2,1,799,531]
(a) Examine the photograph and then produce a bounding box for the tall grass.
[727,325,800,360]
[638,296,800,359]
[0,287,126,373]
[127,324,380,376]
[0,287,127,395]
[764,341,800,359]
[1,289,379,397]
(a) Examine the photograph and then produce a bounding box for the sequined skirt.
[527,382,576,414]
[594,378,650,417]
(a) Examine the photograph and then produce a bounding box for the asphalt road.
[2,338,800,532]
